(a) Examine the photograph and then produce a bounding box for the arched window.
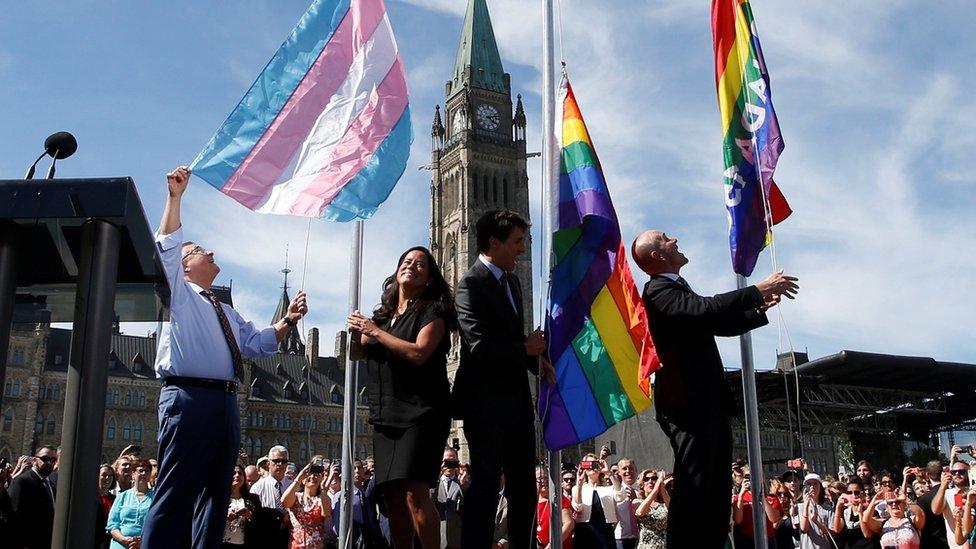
[259,412,265,427]
[300,442,308,462]
[46,413,56,435]
[124,392,132,407]
[137,392,146,407]
[38,383,46,399]
[134,420,143,442]
[503,177,509,205]
[284,415,292,429]
[12,379,19,397]
[2,408,13,432]
[106,417,116,440]
[34,413,44,434]
[273,414,281,428]
[493,176,499,203]
[254,438,262,457]
[122,418,131,440]
[112,390,119,405]
[11,348,25,365]
[45,384,54,400]
[482,174,490,203]
[53,384,61,401]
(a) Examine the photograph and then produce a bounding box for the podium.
[0,178,169,549]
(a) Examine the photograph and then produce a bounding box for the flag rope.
[299,218,313,458]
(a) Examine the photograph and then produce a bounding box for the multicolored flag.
[190,0,411,222]
[539,74,661,451]
[712,0,791,276]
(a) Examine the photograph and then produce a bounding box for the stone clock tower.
[428,0,531,460]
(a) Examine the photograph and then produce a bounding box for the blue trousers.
[142,385,239,549]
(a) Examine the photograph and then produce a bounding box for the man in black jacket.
[454,210,553,549]
[7,446,58,549]
[632,230,798,548]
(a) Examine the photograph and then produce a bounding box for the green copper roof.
[453,0,506,93]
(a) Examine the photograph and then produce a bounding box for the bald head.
[631,230,687,275]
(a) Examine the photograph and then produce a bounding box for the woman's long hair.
[372,246,457,331]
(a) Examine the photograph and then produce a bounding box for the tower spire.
[272,246,304,355]
[453,0,506,93]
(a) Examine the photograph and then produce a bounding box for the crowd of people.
[2,442,974,548]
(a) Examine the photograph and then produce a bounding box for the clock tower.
[429,0,531,459]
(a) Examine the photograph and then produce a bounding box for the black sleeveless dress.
[364,303,451,487]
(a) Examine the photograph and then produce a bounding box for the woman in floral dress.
[634,469,670,549]
[282,456,337,549]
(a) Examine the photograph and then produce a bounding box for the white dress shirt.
[614,482,639,539]
[479,254,517,311]
[250,475,293,509]
[154,227,278,381]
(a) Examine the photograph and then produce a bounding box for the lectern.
[0,178,169,549]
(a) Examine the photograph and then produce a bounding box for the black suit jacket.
[7,469,55,549]
[452,260,537,424]
[642,275,767,426]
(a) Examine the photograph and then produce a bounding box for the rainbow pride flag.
[190,0,411,221]
[712,0,791,276]
[539,74,661,450]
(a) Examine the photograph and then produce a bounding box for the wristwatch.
[283,316,298,327]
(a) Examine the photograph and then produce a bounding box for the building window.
[122,419,131,440]
[124,392,131,406]
[11,348,25,365]
[34,413,44,434]
[12,380,19,397]
[2,409,12,432]
[300,442,308,462]
[134,420,143,442]
[46,413,56,435]
[107,417,116,440]
[254,438,262,457]
[284,415,292,429]
[53,384,60,401]
[331,388,342,405]
[3,381,9,397]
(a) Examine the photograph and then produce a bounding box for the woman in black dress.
[346,246,455,549]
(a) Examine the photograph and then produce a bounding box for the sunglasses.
[135,468,150,474]
[561,477,574,483]
[271,458,289,465]
[644,476,658,482]
[950,469,967,476]
[880,480,893,485]
[38,456,58,463]
[846,490,862,495]
[777,492,789,497]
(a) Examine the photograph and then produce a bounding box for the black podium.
[0,177,169,549]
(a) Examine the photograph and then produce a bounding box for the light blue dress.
[106,488,155,549]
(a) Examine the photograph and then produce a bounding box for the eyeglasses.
[950,469,968,476]
[846,490,862,495]
[182,246,208,261]
[645,476,658,483]
[271,458,289,465]
[561,477,574,483]
[38,456,58,463]
[880,480,893,485]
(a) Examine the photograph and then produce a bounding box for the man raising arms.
[141,166,308,548]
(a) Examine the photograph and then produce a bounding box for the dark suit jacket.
[452,260,537,424]
[642,275,767,426]
[7,469,55,549]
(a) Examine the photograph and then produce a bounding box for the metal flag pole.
[736,275,768,549]
[542,0,562,546]
[339,220,363,549]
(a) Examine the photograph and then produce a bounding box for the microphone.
[24,131,78,179]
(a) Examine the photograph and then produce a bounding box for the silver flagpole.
[736,274,768,549]
[339,220,364,549]
[542,0,561,546]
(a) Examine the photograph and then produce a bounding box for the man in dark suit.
[454,210,554,549]
[7,445,58,549]
[632,230,798,549]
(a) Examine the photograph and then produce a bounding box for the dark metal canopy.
[727,350,976,440]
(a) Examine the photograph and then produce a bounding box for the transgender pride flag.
[190,0,411,222]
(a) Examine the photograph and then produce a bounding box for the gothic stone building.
[0,284,370,465]
[428,0,534,460]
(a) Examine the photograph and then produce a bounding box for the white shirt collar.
[479,254,506,280]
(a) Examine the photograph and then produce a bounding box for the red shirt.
[537,496,573,548]
[732,491,781,539]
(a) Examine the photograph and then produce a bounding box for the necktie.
[499,274,518,313]
[44,477,55,507]
[200,289,245,382]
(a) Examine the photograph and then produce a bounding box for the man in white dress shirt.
[141,166,308,549]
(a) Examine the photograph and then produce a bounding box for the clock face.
[476,104,501,131]
[452,111,466,134]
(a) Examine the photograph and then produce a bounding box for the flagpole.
[339,219,363,549]
[542,0,562,547]
[736,275,768,549]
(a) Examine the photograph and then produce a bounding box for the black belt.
[162,376,237,393]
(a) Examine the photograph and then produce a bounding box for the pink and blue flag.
[190,0,412,221]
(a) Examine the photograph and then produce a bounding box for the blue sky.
[2,0,974,379]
